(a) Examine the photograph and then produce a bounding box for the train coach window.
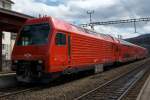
[55,33,66,45]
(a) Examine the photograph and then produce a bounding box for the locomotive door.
[67,33,71,65]
[54,32,71,69]
[54,32,68,68]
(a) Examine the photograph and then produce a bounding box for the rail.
[74,61,149,100]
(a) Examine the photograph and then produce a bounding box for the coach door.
[114,44,120,61]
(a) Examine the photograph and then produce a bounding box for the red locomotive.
[11,17,148,83]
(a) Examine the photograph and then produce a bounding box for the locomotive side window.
[55,33,66,45]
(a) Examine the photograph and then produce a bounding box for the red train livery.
[11,17,148,83]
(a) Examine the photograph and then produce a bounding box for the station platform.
[0,72,16,77]
[137,74,150,100]
[0,72,17,88]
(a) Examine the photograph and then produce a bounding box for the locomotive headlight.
[14,60,18,63]
[38,60,43,64]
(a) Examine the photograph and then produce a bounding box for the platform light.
[14,60,18,63]
[38,60,43,64]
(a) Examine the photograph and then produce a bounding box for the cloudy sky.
[12,0,150,38]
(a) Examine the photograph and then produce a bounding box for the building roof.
[0,8,33,19]
[5,0,14,4]
[0,8,34,32]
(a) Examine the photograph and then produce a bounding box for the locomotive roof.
[51,17,115,43]
[51,17,146,49]
[25,16,120,43]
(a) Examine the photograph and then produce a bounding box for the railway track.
[0,72,93,99]
[0,59,149,100]
[0,86,38,98]
[74,62,149,100]
[0,71,93,99]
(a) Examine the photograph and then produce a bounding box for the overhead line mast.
[87,10,94,30]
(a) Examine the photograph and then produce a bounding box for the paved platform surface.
[137,74,150,100]
[0,72,16,77]
[0,72,17,88]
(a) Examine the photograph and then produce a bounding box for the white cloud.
[67,0,117,9]
[12,0,119,21]
[12,0,150,38]
[94,26,139,39]
[12,0,68,17]
[143,23,150,32]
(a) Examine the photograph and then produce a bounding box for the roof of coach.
[119,39,146,49]
[119,40,135,46]
[51,17,115,43]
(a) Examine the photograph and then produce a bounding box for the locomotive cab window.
[55,33,66,45]
[17,23,50,46]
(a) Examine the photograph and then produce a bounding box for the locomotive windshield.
[17,23,50,46]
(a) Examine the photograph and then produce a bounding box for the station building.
[0,0,15,71]
[0,0,33,71]
[0,0,13,10]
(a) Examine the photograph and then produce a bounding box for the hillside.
[125,34,150,53]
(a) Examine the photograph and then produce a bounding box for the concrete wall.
[0,0,13,61]
[2,32,11,60]
[0,0,14,72]
[0,1,2,8]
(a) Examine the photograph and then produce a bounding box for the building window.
[2,33,4,39]
[11,33,17,40]
[2,1,5,8]
[4,2,11,10]
[2,44,5,50]
[55,33,66,45]
[1,1,12,10]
